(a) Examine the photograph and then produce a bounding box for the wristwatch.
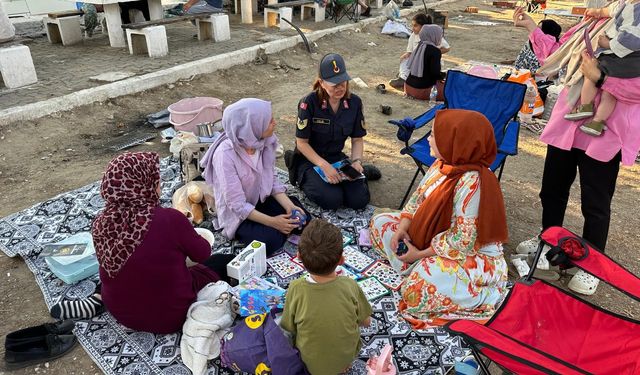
[595,70,606,88]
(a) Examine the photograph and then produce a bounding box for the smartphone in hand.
[339,163,363,180]
[396,242,409,256]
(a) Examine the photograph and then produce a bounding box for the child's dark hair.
[413,13,432,26]
[298,219,343,275]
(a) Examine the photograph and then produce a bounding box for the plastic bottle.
[430,86,438,102]
[519,85,536,124]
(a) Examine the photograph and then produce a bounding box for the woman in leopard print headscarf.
[51,152,233,334]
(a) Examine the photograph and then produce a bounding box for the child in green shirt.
[280,219,372,375]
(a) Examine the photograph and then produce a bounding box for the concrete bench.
[0,44,38,89]
[121,13,230,57]
[125,26,168,58]
[266,0,325,25]
[44,11,84,46]
[265,0,324,29]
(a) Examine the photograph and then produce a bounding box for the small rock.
[167,84,175,89]
[367,42,377,46]
[45,362,49,368]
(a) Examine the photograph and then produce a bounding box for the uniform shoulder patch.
[299,102,308,110]
[297,117,307,130]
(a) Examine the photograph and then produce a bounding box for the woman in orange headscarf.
[370,109,509,327]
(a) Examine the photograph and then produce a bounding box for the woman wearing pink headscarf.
[201,98,309,255]
[404,24,444,100]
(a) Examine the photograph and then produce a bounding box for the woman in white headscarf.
[404,24,444,100]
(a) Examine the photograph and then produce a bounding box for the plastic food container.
[46,254,99,284]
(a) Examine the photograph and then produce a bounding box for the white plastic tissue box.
[226,240,267,283]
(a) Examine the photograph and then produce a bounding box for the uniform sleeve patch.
[299,102,308,110]
[297,117,307,130]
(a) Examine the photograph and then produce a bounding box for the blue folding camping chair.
[389,70,527,209]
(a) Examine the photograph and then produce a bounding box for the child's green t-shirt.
[280,276,372,375]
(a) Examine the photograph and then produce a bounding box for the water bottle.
[430,86,438,102]
[519,85,536,124]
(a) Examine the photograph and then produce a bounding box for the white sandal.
[568,269,599,295]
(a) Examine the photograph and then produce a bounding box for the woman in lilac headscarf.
[201,98,309,255]
[404,24,444,100]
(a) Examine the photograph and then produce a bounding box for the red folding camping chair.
[445,226,640,374]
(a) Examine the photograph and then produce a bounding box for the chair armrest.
[445,320,587,375]
[497,120,520,156]
[413,103,445,130]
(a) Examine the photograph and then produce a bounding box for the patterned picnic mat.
[0,157,468,374]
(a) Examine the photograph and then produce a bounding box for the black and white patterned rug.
[0,158,468,374]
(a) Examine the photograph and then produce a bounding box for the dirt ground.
[1,0,639,373]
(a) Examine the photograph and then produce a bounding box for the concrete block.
[234,0,259,16]
[104,3,127,48]
[126,26,168,58]
[279,7,293,31]
[301,3,325,22]
[0,45,38,89]
[196,14,230,42]
[238,0,256,24]
[265,7,292,30]
[44,15,82,46]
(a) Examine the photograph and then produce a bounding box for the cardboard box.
[226,240,267,283]
[571,6,586,15]
[493,1,516,8]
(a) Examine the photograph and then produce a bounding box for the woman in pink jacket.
[201,98,309,255]
[513,8,640,295]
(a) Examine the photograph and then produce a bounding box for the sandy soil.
[1,1,638,373]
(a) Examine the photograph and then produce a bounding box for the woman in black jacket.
[404,24,443,100]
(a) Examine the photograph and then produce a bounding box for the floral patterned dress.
[370,165,508,326]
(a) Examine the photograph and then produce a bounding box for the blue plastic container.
[43,232,99,284]
[46,254,99,284]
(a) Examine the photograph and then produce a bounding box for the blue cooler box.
[44,232,99,284]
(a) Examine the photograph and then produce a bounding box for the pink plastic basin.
[169,97,224,134]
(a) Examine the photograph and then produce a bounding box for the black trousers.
[539,146,620,252]
[202,253,236,282]
[235,195,310,256]
[298,162,370,210]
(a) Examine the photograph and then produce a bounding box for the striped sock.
[50,295,103,320]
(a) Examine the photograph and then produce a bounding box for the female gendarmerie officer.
[289,53,370,210]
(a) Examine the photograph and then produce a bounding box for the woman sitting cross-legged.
[404,24,444,100]
[51,152,234,333]
[370,109,509,328]
[201,98,310,255]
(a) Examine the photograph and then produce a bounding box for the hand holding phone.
[396,241,409,256]
[339,162,363,180]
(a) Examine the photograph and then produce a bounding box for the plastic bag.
[172,181,215,224]
[382,0,400,21]
[506,69,544,117]
[169,131,199,158]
